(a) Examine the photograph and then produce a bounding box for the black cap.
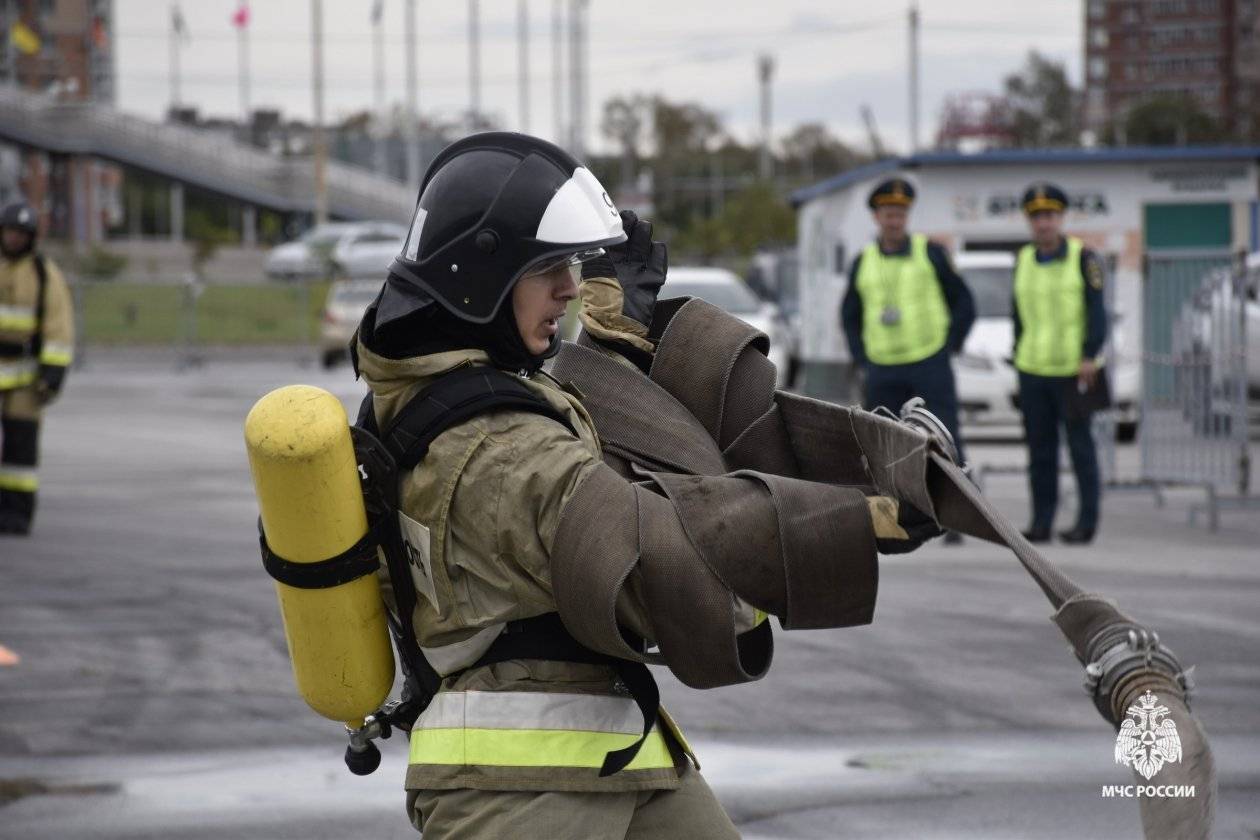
[1022,182,1068,215]
[0,201,37,234]
[868,178,916,210]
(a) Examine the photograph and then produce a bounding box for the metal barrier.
[70,275,328,370]
[1141,250,1255,529]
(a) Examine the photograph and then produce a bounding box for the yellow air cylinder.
[244,384,394,728]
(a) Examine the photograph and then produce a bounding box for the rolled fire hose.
[890,399,1214,840]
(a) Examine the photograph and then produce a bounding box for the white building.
[790,146,1260,399]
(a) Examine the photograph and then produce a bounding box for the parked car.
[320,277,383,368]
[265,221,406,281]
[952,252,1021,426]
[661,266,791,386]
[1172,258,1260,427]
[329,223,407,276]
[746,248,802,386]
[1240,253,1260,397]
[952,251,1141,439]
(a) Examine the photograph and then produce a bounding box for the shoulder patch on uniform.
[1086,256,1104,290]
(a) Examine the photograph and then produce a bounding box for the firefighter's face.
[512,263,579,355]
[1,227,31,255]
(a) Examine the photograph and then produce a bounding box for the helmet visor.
[521,247,605,278]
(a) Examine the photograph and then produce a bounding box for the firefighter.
[350,132,941,838]
[1013,183,1108,545]
[0,200,74,535]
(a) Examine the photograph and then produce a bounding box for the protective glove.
[867,495,943,554]
[580,210,668,329]
[36,364,66,406]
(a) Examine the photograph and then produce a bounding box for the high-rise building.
[1083,0,1259,140]
[0,0,115,103]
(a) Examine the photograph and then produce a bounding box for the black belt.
[459,612,661,777]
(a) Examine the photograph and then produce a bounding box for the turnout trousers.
[0,384,40,526]
[407,763,740,840]
[1017,371,1100,533]
[863,348,966,464]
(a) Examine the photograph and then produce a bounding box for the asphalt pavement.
[1,350,1257,839]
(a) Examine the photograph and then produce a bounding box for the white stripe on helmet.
[535,167,622,245]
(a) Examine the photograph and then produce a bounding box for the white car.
[952,251,1140,439]
[330,223,408,276]
[952,252,1021,426]
[265,222,406,280]
[1239,253,1260,396]
[320,277,383,368]
[660,266,791,386]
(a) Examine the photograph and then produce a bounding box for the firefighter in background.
[841,177,975,543]
[1013,183,1108,546]
[0,200,74,535]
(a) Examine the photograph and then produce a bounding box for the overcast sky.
[115,0,1082,155]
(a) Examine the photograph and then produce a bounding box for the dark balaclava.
[357,271,560,375]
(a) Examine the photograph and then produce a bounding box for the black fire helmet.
[376,132,627,331]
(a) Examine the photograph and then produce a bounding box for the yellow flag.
[10,21,41,56]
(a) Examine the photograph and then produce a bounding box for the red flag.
[231,2,249,29]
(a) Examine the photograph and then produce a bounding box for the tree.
[674,182,795,262]
[779,123,862,184]
[600,94,651,192]
[1003,51,1080,147]
[1116,94,1225,145]
[647,97,725,232]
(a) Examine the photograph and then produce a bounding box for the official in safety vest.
[0,200,73,536]
[1013,182,1108,545]
[353,133,942,839]
[840,177,975,542]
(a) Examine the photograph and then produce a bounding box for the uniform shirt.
[1011,239,1108,363]
[840,237,976,366]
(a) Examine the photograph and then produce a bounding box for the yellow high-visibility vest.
[1013,237,1085,377]
[855,234,949,366]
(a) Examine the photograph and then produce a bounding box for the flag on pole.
[171,4,190,42]
[231,2,250,29]
[371,0,384,24]
[9,20,41,55]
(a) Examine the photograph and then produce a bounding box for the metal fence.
[1141,250,1255,528]
[70,275,330,369]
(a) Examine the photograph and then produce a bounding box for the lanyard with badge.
[877,247,904,327]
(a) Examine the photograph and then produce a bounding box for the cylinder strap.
[258,515,388,590]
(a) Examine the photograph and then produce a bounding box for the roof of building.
[789,145,1260,207]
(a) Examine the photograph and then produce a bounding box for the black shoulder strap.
[31,255,48,359]
[347,366,579,720]
[380,365,577,470]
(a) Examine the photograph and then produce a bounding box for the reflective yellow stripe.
[0,468,38,492]
[39,342,73,367]
[409,726,675,770]
[0,360,37,389]
[0,305,36,332]
[408,690,678,771]
[754,609,769,627]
